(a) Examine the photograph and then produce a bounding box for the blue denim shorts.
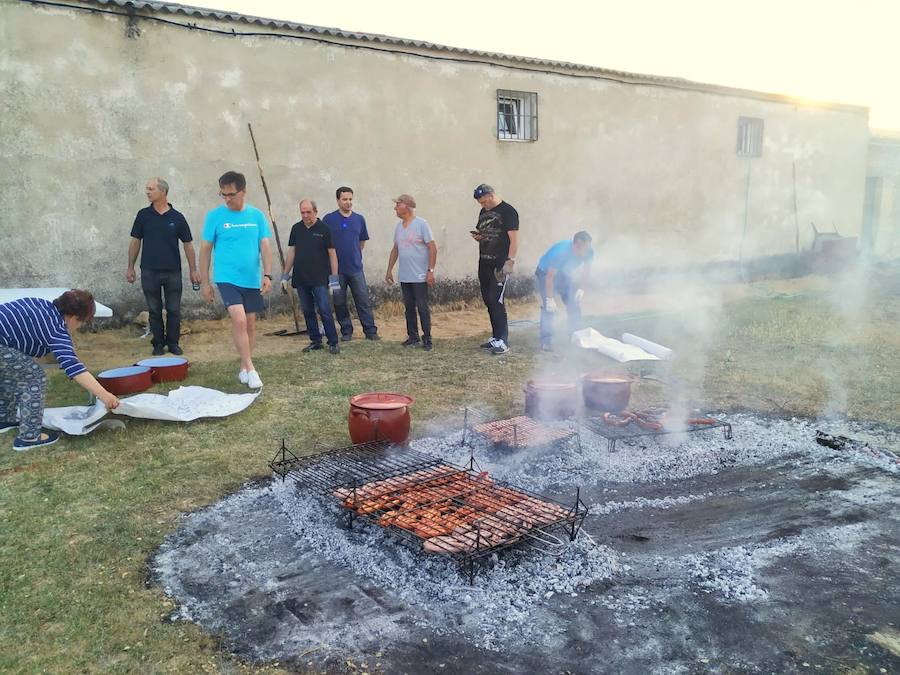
[216,283,264,313]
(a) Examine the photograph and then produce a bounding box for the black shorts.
[216,283,264,314]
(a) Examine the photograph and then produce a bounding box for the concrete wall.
[0,0,871,314]
[866,134,900,259]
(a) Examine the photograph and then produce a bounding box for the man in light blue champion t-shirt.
[200,170,273,389]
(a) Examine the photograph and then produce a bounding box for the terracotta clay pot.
[581,372,633,413]
[524,377,578,420]
[348,392,415,444]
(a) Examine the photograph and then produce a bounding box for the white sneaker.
[238,369,249,384]
[247,370,263,388]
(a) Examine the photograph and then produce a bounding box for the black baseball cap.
[473,184,495,199]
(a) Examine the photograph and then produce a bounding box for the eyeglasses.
[219,191,241,198]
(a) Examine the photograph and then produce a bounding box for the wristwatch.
[264,274,272,279]
[427,268,435,273]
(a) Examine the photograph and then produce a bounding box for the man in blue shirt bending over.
[322,186,380,341]
[534,231,594,352]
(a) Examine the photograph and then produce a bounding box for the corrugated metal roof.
[41,0,867,112]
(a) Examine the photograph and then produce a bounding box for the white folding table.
[0,287,113,317]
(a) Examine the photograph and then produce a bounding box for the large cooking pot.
[581,372,633,413]
[348,392,415,444]
[136,356,190,383]
[524,377,578,420]
[97,365,154,396]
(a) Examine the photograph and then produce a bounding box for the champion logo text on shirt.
[223,222,258,229]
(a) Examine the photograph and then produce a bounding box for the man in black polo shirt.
[126,177,199,355]
[281,199,341,354]
[471,184,519,355]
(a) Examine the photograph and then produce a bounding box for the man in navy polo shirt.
[282,199,341,354]
[126,177,200,356]
[322,186,379,341]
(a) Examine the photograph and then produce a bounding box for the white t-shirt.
[393,217,434,283]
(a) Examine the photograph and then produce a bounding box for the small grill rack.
[461,407,581,452]
[580,413,733,452]
[270,439,588,582]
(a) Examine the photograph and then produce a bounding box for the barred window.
[737,116,764,157]
[497,90,538,141]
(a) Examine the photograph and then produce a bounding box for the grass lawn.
[1,268,898,673]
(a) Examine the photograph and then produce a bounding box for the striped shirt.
[0,298,87,378]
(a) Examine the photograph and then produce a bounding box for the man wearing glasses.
[199,171,273,389]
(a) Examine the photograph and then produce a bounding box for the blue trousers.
[334,271,378,338]
[296,285,338,346]
[534,269,582,347]
[0,345,47,441]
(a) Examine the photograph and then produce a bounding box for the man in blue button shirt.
[322,187,380,341]
[534,231,594,351]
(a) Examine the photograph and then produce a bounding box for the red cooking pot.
[136,356,191,383]
[97,365,154,396]
[348,392,415,444]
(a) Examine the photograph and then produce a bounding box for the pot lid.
[98,365,151,378]
[350,392,415,410]
[136,357,188,367]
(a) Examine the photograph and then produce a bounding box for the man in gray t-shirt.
[385,194,438,350]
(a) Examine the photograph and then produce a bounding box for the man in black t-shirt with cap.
[471,184,519,355]
[126,177,199,356]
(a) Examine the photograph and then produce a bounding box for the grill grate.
[269,439,588,582]
[462,407,580,451]
[580,412,733,452]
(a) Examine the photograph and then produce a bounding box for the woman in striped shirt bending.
[0,289,120,450]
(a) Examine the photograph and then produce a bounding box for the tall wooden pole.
[248,122,302,334]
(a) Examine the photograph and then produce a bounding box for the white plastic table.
[0,287,113,317]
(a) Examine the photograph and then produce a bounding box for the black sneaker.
[152,345,165,356]
[490,339,510,355]
[402,337,421,347]
[480,339,497,349]
[340,334,353,342]
[329,344,340,354]
[0,420,19,434]
[365,334,381,341]
[422,340,433,352]
[13,430,60,451]
[167,344,184,356]
[302,343,324,353]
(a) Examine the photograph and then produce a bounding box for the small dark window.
[737,117,764,157]
[497,90,538,141]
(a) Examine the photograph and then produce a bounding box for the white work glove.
[574,289,584,306]
[328,275,341,294]
[544,297,557,313]
[280,273,290,294]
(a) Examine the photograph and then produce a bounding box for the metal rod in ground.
[248,122,303,336]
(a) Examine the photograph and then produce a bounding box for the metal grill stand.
[461,407,581,453]
[580,415,733,452]
[269,439,588,583]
